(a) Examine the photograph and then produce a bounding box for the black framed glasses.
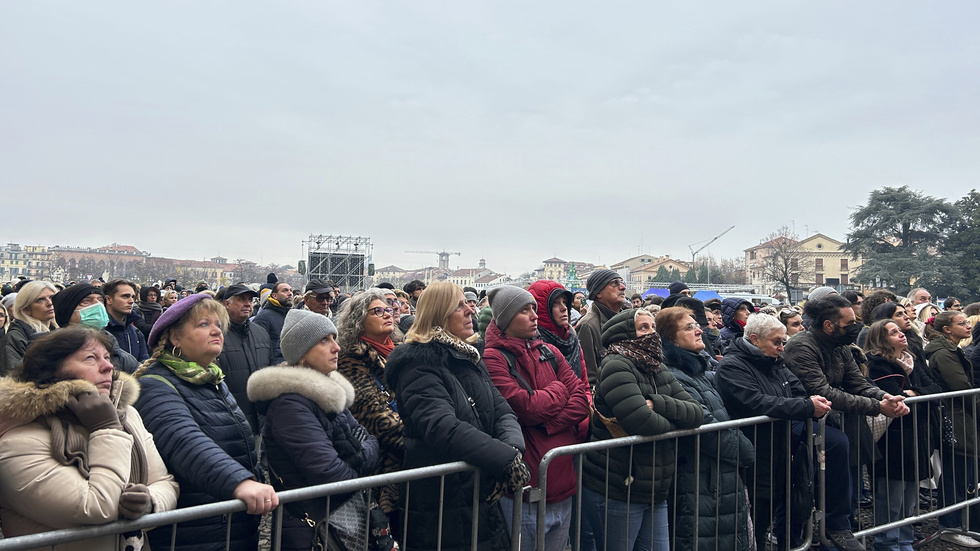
[369,307,394,317]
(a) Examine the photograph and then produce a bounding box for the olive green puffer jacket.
[582,310,704,504]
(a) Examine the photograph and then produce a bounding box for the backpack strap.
[499,349,535,395]
[140,374,178,392]
[536,344,560,377]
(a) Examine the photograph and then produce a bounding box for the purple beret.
[148,292,213,349]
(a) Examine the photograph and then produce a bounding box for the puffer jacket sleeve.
[0,425,134,527]
[715,360,815,420]
[541,351,590,435]
[135,377,255,500]
[396,361,520,479]
[488,371,526,455]
[266,395,369,484]
[123,405,179,512]
[598,356,703,436]
[484,349,570,427]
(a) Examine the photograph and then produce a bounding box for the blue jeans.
[501,496,572,551]
[581,487,668,551]
[873,476,916,551]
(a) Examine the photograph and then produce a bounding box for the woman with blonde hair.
[0,303,9,340]
[0,280,58,376]
[385,281,528,551]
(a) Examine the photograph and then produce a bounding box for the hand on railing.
[233,479,279,516]
[118,483,152,519]
[879,394,910,418]
[810,395,832,418]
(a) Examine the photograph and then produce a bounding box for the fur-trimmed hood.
[247,366,355,414]
[0,371,140,436]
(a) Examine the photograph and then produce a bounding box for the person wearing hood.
[138,286,164,337]
[716,314,831,551]
[718,297,753,354]
[385,281,529,551]
[577,269,628,385]
[0,327,178,550]
[103,279,149,362]
[253,282,293,365]
[483,285,590,551]
[581,308,703,551]
[783,295,908,551]
[528,280,588,387]
[656,307,754,551]
[135,293,277,551]
[52,283,141,374]
[247,309,382,551]
[0,280,58,377]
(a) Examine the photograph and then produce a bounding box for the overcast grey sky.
[3,2,978,276]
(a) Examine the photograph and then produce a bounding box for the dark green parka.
[582,310,703,504]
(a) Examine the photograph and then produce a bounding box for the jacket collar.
[246,366,354,414]
[484,320,541,356]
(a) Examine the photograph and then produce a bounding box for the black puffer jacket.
[248,366,380,551]
[218,320,274,434]
[252,302,290,364]
[0,320,39,376]
[715,337,814,499]
[385,338,525,551]
[135,361,260,551]
[664,339,754,551]
[582,310,704,505]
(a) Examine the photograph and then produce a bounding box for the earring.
[172,346,182,357]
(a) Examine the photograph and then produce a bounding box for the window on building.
[750,251,757,260]
[841,273,848,285]
[840,258,848,270]
[791,258,798,269]
[816,273,824,285]
[815,258,824,271]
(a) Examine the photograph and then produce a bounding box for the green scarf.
[159,352,225,385]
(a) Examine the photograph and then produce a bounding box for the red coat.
[483,321,590,503]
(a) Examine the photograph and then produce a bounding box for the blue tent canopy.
[642,288,670,298]
[693,290,722,302]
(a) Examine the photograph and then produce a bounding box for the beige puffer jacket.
[0,371,179,551]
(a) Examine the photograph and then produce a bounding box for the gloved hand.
[118,483,152,519]
[66,390,122,432]
[351,424,370,443]
[486,453,531,503]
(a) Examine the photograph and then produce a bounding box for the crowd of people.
[0,272,978,551]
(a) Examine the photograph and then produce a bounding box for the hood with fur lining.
[0,371,140,437]
[246,366,355,414]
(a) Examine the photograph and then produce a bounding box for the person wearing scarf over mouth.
[717,298,754,355]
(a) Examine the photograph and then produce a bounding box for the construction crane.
[687,225,735,285]
[405,250,461,270]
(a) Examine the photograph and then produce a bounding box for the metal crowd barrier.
[4,389,980,551]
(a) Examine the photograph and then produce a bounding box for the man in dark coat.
[219,284,274,434]
[716,313,831,551]
[253,282,292,364]
[577,269,627,384]
[103,279,149,361]
[783,295,908,551]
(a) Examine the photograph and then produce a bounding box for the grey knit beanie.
[807,286,838,302]
[280,309,338,366]
[464,291,478,304]
[487,285,535,332]
[587,269,619,300]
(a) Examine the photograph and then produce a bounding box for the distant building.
[744,233,864,298]
[0,244,52,280]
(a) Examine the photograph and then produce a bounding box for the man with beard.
[253,282,292,364]
[576,269,627,384]
[783,294,909,551]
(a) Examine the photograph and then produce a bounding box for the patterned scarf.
[538,327,584,377]
[606,332,663,374]
[159,352,225,385]
[431,326,481,364]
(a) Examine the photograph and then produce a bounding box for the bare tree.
[756,226,812,300]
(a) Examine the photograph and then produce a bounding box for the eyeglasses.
[769,338,788,347]
[954,320,971,326]
[312,295,333,303]
[368,307,394,317]
[682,322,700,331]
[607,278,624,288]
[386,298,399,307]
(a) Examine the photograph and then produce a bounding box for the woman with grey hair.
[335,288,404,516]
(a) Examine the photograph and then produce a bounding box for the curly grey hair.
[335,287,390,354]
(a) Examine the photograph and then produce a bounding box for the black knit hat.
[586,269,619,301]
[668,281,689,295]
[52,284,103,328]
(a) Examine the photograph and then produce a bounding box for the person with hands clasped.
[385,281,529,551]
[247,309,382,551]
[0,327,178,551]
[134,293,276,551]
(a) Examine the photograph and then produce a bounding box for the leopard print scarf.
[606,332,663,374]
[431,327,481,364]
